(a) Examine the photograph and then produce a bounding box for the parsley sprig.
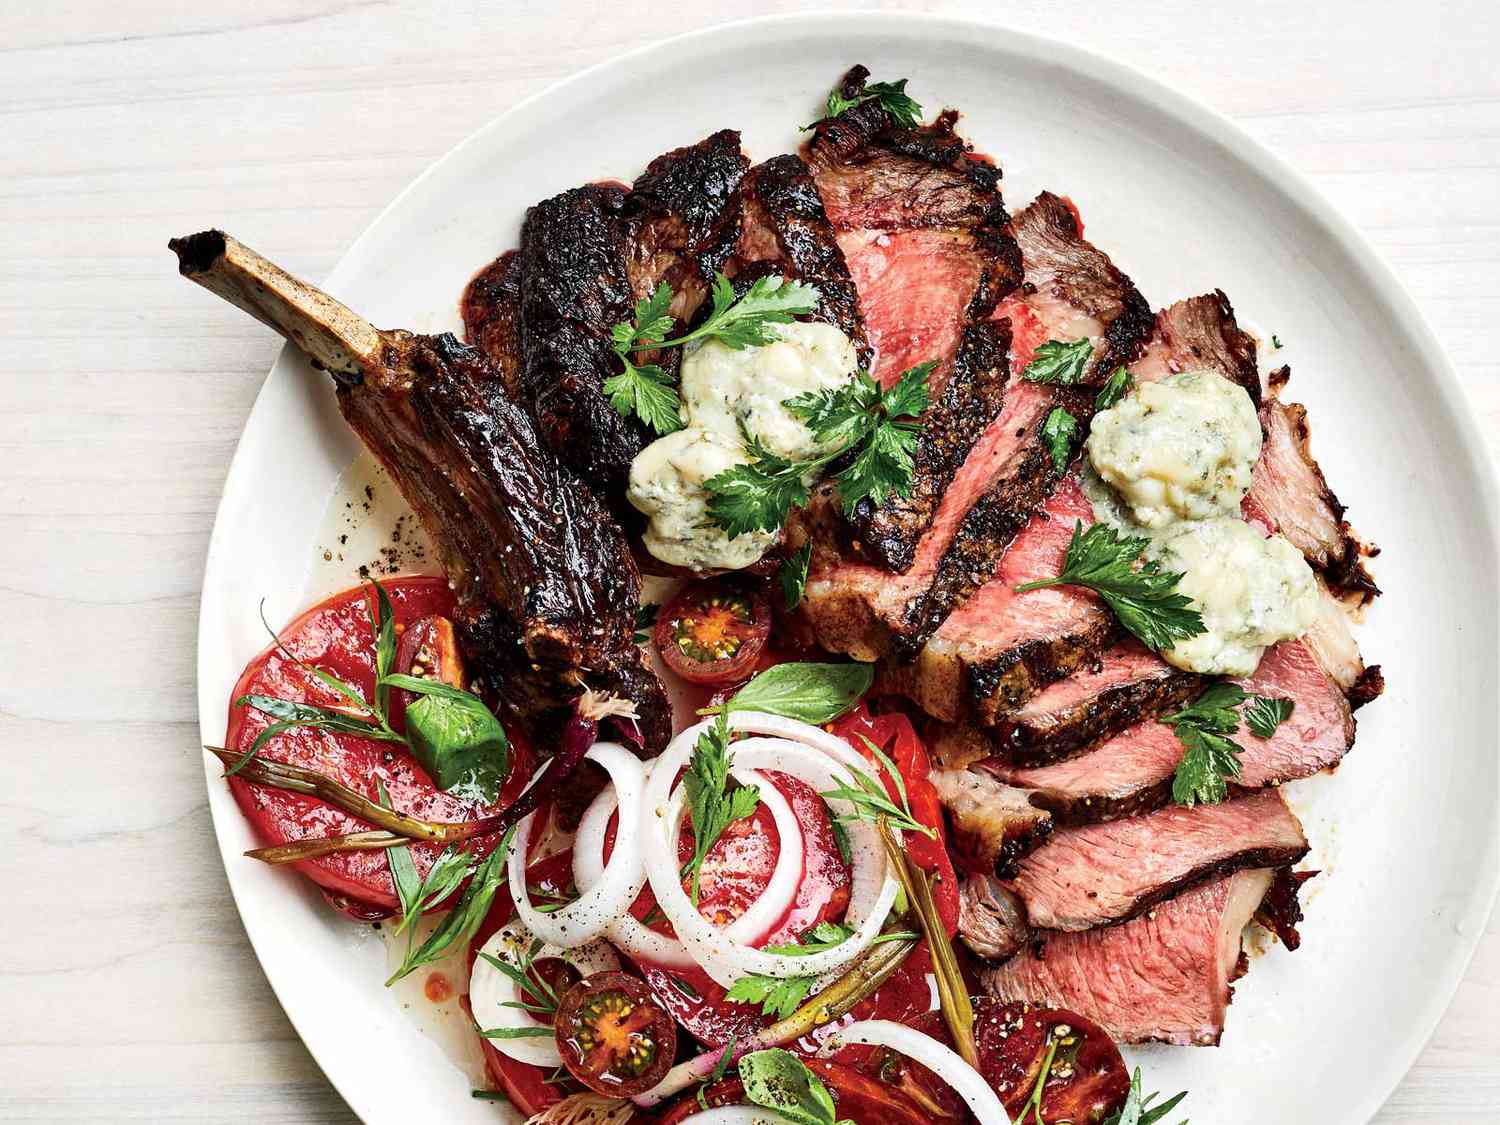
[604,274,821,436]
[817,73,923,130]
[1166,682,1296,806]
[1022,337,1094,385]
[1041,406,1079,471]
[704,361,934,536]
[1095,366,1133,411]
[778,542,813,611]
[682,711,762,905]
[1015,521,1206,652]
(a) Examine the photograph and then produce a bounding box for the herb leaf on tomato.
[682,711,762,904]
[738,1048,852,1125]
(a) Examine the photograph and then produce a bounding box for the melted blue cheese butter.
[1154,516,1318,676]
[1086,369,1262,528]
[627,322,858,571]
[1084,368,1317,676]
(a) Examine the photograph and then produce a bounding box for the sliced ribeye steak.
[1006,790,1307,932]
[981,867,1283,1045]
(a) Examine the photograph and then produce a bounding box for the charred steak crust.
[460,250,524,398]
[626,128,748,295]
[987,659,1200,766]
[337,332,668,741]
[806,68,1025,572]
[738,154,872,364]
[856,320,1015,573]
[516,184,642,497]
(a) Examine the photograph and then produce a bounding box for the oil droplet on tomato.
[424,971,454,1004]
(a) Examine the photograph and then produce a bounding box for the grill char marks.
[338,333,670,746]
[460,251,523,398]
[515,184,640,499]
[986,641,1200,765]
[1249,396,1379,600]
[804,67,1023,572]
[735,153,871,362]
[1006,791,1308,932]
[891,290,1263,725]
[981,868,1279,1045]
[508,132,748,507]
[893,192,1154,650]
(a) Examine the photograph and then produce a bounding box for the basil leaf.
[725,662,873,724]
[738,1048,846,1125]
[402,691,510,804]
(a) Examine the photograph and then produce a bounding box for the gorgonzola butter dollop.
[628,428,776,572]
[1086,369,1261,528]
[1153,516,1319,676]
[626,321,858,572]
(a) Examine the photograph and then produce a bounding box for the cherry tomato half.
[554,971,677,1097]
[654,579,771,685]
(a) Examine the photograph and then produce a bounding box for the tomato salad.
[216,574,1175,1124]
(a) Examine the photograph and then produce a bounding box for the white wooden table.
[3,1,1496,1120]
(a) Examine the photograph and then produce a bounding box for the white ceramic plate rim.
[196,12,1500,1124]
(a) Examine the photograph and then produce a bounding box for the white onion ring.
[641,717,899,990]
[572,762,805,968]
[468,921,619,1067]
[823,1020,1010,1124]
[508,742,645,949]
[671,1109,780,1125]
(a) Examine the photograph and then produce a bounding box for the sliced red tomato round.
[830,706,960,936]
[554,971,676,1097]
[657,1062,940,1125]
[654,579,771,685]
[223,577,532,909]
[627,770,853,1048]
[975,999,1130,1122]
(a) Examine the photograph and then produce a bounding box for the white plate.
[196,13,1500,1124]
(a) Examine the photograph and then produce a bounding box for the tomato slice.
[657,1062,941,1125]
[627,770,853,1048]
[223,577,532,909]
[829,706,960,935]
[554,971,676,1097]
[654,579,771,685]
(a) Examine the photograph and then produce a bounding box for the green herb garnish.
[634,602,659,645]
[1103,1068,1189,1125]
[1021,337,1094,385]
[1271,334,1284,351]
[818,73,923,130]
[1014,521,1206,652]
[712,660,874,725]
[779,541,813,611]
[386,824,517,984]
[724,972,816,1020]
[704,362,933,535]
[739,1048,853,1125]
[1041,406,1079,471]
[1094,366,1133,411]
[1167,683,1295,806]
[604,274,820,435]
[819,736,937,840]
[682,711,762,905]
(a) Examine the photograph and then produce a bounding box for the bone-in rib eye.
[169,230,670,748]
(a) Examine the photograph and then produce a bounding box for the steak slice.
[1005,790,1307,932]
[461,250,524,398]
[804,68,1023,572]
[980,867,1278,1045]
[931,765,1054,878]
[1249,395,1378,601]
[957,873,1032,962]
[932,635,1353,843]
[512,133,748,505]
[735,153,870,363]
[796,192,1149,661]
[983,640,1198,765]
[889,290,1266,720]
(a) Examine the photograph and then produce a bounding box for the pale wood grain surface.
[2,0,1496,1120]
